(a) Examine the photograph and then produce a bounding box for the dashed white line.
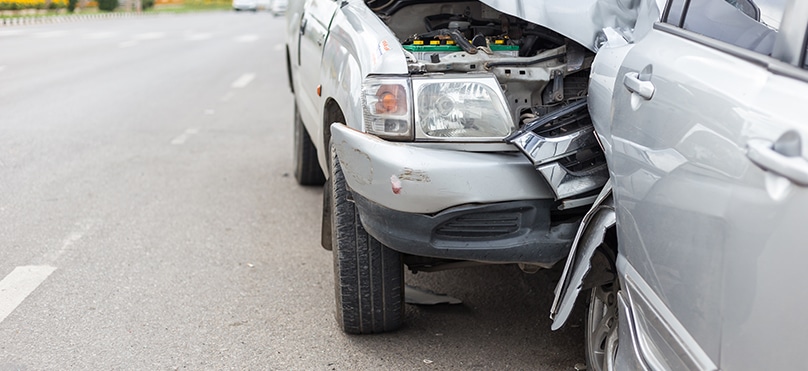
[133,32,165,40]
[235,34,259,43]
[231,73,256,88]
[84,31,118,39]
[0,30,24,37]
[32,30,67,38]
[186,33,213,41]
[0,265,57,324]
[171,128,200,145]
[119,32,165,48]
[0,66,6,73]
[273,43,284,51]
[221,91,236,102]
[119,40,139,48]
[43,226,90,264]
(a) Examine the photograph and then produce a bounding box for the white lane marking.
[43,221,94,264]
[33,30,67,38]
[186,33,213,41]
[0,66,5,73]
[221,91,235,102]
[0,30,24,37]
[134,32,165,40]
[273,43,283,51]
[119,32,166,48]
[0,265,57,324]
[119,40,139,48]
[231,73,256,88]
[84,31,118,40]
[235,34,259,43]
[171,128,200,145]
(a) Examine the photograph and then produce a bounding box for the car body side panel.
[717,62,808,371]
[617,254,718,370]
[296,0,339,133]
[608,26,760,365]
[314,0,409,171]
[609,15,808,368]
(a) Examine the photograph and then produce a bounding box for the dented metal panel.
[478,0,647,51]
[331,124,556,214]
[550,183,614,330]
[507,99,609,199]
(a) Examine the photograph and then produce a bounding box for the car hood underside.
[479,0,663,51]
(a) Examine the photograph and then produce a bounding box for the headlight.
[413,75,514,140]
[361,74,514,142]
[361,77,413,141]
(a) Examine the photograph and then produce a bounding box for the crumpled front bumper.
[330,124,556,214]
[330,124,580,265]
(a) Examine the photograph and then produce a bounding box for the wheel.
[586,282,619,371]
[293,102,325,186]
[331,150,404,334]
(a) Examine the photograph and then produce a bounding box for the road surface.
[0,11,584,369]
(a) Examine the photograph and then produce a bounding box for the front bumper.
[331,124,579,265]
[354,192,579,265]
[330,124,556,214]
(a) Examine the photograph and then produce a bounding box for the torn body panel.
[550,183,615,330]
[507,99,609,200]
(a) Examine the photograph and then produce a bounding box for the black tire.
[293,102,326,186]
[585,282,619,371]
[331,150,404,334]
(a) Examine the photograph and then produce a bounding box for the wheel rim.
[587,284,618,371]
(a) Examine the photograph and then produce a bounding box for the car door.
[607,0,808,368]
[295,0,339,129]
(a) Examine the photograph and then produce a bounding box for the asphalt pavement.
[0,11,584,369]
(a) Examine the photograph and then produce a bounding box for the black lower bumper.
[353,193,580,266]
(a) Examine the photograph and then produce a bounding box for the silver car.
[285,0,614,334]
[546,0,808,370]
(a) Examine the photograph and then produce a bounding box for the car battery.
[403,38,519,62]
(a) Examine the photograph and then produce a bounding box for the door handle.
[747,134,808,186]
[299,18,307,36]
[623,72,655,100]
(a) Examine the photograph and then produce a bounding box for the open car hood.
[479,0,664,51]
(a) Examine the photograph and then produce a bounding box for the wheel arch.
[286,45,294,94]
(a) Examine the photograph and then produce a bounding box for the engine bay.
[371,0,608,202]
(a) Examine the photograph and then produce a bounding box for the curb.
[0,11,154,27]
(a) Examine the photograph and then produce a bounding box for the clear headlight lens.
[361,77,413,141]
[413,76,514,140]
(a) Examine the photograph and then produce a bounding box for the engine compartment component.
[373,0,606,201]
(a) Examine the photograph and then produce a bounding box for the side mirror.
[732,0,761,21]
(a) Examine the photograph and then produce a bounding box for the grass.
[0,1,230,18]
[149,2,230,13]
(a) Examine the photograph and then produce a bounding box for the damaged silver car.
[546,0,808,370]
[285,0,619,334]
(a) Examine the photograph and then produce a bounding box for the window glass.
[665,0,687,26]
[675,0,787,55]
